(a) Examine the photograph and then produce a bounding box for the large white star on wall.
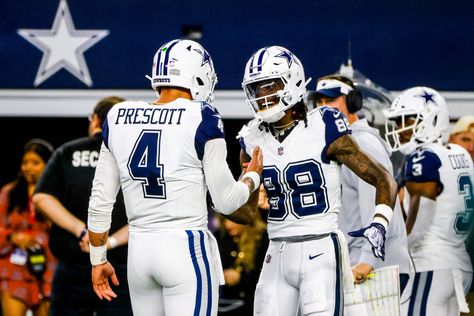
[18,0,109,87]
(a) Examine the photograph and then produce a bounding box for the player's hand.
[352,262,374,284]
[348,223,386,260]
[91,262,119,301]
[257,184,270,210]
[246,146,263,175]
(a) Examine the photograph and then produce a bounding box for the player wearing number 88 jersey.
[238,46,397,315]
[241,105,350,236]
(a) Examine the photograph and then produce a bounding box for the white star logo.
[17,0,109,87]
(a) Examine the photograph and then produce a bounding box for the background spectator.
[0,139,55,316]
[449,115,474,161]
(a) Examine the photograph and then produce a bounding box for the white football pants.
[254,233,344,316]
[127,229,220,316]
[404,269,472,316]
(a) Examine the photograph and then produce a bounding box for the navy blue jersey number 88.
[127,130,166,199]
[263,159,328,221]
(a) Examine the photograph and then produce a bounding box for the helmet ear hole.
[196,77,204,86]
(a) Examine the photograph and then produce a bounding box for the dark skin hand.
[327,134,398,211]
[405,181,438,234]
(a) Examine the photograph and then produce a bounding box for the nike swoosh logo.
[309,253,323,260]
[412,155,425,163]
[333,111,340,118]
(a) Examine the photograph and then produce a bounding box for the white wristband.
[89,244,108,266]
[108,236,118,249]
[242,171,260,192]
[373,204,393,229]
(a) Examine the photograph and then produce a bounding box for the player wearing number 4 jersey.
[237,46,398,315]
[384,87,474,316]
[86,39,263,316]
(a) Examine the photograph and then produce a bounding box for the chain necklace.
[271,120,298,142]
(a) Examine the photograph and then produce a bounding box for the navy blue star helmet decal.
[275,50,293,68]
[417,90,436,104]
[193,48,212,67]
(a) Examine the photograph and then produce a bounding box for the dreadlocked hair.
[258,100,309,132]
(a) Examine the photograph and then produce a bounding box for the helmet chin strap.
[258,106,285,123]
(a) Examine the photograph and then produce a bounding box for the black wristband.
[78,227,87,240]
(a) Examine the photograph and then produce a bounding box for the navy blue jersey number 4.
[128,130,166,199]
[455,174,474,234]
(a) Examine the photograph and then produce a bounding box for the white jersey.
[405,142,474,272]
[240,106,351,239]
[89,99,249,233]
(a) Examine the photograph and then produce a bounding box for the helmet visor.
[244,78,285,112]
[385,114,418,151]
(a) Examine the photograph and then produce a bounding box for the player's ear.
[91,114,102,129]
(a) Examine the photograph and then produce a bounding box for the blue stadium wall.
[1,0,473,90]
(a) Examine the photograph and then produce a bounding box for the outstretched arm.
[327,134,397,213]
[327,134,397,260]
[405,181,437,234]
[203,139,262,216]
[33,193,86,238]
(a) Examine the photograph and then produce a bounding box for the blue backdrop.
[1,0,473,90]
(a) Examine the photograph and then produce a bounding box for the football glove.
[349,222,386,260]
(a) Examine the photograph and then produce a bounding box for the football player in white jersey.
[315,75,412,300]
[86,39,263,316]
[384,87,474,316]
[238,46,398,316]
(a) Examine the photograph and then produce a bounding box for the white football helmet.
[384,87,449,154]
[242,46,310,123]
[148,39,217,103]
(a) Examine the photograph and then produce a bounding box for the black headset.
[324,75,363,113]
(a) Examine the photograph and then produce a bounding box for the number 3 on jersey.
[455,174,474,234]
[128,130,166,199]
[263,159,329,221]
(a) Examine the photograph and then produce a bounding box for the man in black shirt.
[33,96,132,316]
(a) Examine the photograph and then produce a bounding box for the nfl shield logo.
[265,254,272,263]
[278,147,284,155]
